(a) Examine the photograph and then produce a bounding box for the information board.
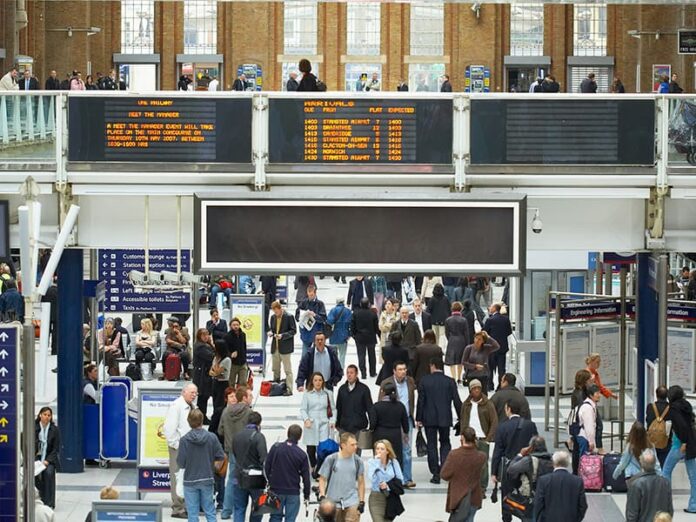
[592,324,620,387]
[68,97,252,163]
[230,294,265,368]
[0,325,19,522]
[137,388,181,468]
[562,327,591,394]
[470,99,655,165]
[99,249,190,313]
[668,327,695,392]
[679,29,696,54]
[92,500,162,522]
[268,98,453,164]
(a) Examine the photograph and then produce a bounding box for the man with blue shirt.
[379,361,417,488]
[327,297,352,369]
[296,332,343,391]
[295,285,327,357]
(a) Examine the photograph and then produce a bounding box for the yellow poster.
[238,312,262,346]
[231,299,264,349]
[144,417,169,462]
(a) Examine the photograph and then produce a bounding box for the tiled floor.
[38,278,694,521]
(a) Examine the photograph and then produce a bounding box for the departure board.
[68,96,252,163]
[269,98,453,164]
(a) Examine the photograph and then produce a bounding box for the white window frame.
[347,2,381,56]
[184,0,217,55]
[121,0,155,54]
[510,3,544,57]
[409,3,444,57]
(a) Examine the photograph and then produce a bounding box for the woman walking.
[192,328,215,422]
[300,372,336,476]
[209,340,231,409]
[367,439,405,522]
[460,331,499,392]
[369,382,409,466]
[444,302,469,384]
[662,385,696,513]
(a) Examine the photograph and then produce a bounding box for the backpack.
[567,402,588,438]
[125,362,142,381]
[324,453,362,490]
[647,403,670,449]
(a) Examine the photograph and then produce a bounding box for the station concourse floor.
[39,278,694,521]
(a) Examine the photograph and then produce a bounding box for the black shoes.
[430,475,441,484]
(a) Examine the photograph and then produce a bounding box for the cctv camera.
[181,272,203,284]
[147,271,162,284]
[128,270,147,284]
[160,270,181,284]
[531,209,543,234]
[471,2,481,11]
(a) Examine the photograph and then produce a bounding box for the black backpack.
[126,362,142,381]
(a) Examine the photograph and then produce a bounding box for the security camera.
[531,209,543,234]
[160,270,181,283]
[471,3,481,17]
[148,270,162,283]
[181,272,203,284]
[128,270,147,284]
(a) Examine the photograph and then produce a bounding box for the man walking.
[350,298,379,379]
[460,379,498,496]
[416,356,462,484]
[625,450,673,522]
[163,383,198,519]
[410,298,432,337]
[327,297,352,370]
[441,427,488,521]
[490,373,531,423]
[347,276,374,310]
[232,412,267,522]
[491,401,538,522]
[265,425,312,522]
[483,303,512,391]
[318,433,365,521]
[336,365,373,449]
[390,306,422,361]
[176,408,226,522]
[296,332,343,391]
[533,451,587,522]
[379,361,417,488]
[296,285,327,357]
[580,73,597,93]
[268,300,297,394]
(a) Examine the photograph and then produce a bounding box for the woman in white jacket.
[300,372,336,475]
[577,384,602,457]
[421,276,443,305]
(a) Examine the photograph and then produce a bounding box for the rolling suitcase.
[602,453,627,492]
[164,353,181,381]
[578,453,604,491]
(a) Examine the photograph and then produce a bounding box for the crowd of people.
[0,65,126,91]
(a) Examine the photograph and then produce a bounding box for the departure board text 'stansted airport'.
[269,98,453,165]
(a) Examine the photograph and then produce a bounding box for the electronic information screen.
[68,97,252,163]
[268,98,453,164]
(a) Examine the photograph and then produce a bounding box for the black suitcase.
[602,453,627,492]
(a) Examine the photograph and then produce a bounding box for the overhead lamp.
[47,26,101,38]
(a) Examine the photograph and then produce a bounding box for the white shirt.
[208,79,219,92]
[163,396,192,450]
[413,313,424,335]
[469,399,485,438]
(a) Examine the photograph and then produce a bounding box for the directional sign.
[98,249,191,313]
[0,325,20,521]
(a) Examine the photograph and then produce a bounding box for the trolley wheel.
[98,459,111,469]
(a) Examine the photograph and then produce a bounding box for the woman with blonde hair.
[653,513,672,522]
[134,318,157,376]
[367,439,404,522]
[586,353,617,453]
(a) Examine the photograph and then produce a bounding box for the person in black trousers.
[350,297,380,379]
[35,406,60,509]
[347,276,374,310]
[192,328,215,422]
[335,364,373,453]
[376,331,409,385]
[483,303,513,392]
[416,356,462,484]
[369,381,409,466]
[645,385,671,467]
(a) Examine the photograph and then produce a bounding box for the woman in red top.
[585,353,618,453]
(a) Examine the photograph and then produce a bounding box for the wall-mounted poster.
[652,64,671,92]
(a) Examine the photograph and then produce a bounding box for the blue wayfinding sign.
[99,250,191,313]
[0,325,20,521]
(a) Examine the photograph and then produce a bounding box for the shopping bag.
[415,428,427,458]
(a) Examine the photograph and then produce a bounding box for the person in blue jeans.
[264,424,312,522]
[661,385,696,513]
[232,412,268,522]
[176,408,226,522]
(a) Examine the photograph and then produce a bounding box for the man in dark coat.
[335,364,373,451]
[484,303,513,391]
[490,373,531,424]
[268,300,297,393]
[296,332,343,391]
[286,71,299,92]
[409,298,432,336]
[491,401,539,522]
[390,307,422,361]
[440,74,453,92]
[349,297,379,379]
[0,280,24,322]
[416,356,462,484]
[411,330,443,385]
[232,74,247,91]
[376,331,409,385]
[669,73,684,94]
[347,276,374,310]
[18,70,39,91]
[580,72,597,93]
[533,450,587,522]
[625,450,673,522]
[206,308,228,342]
[295,284,327,357]
[44,70,61,90]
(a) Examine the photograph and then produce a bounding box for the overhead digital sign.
[268,98,453,164]
[68,96,252,163]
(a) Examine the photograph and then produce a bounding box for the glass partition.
[0,93,57,161]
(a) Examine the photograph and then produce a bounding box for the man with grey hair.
[625,450,673,522]
[163,383,198,518]
[533,451,587,522]
[507,435,554,498]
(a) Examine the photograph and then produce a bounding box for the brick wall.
[3,1,696,93]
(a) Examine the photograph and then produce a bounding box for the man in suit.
[380,360,417,488]
[411,330,443,385]
[376,331,409,385]
[533,451,587,522]
[416,356,462,484]
[296,332,343,391]
[44,70,60,90]
[484,303,513,391]
[490,373,531,424]
[347,276,374,311]
[409,298,432,336]
[232,73,247,91]
[390,306,422,362]
[18,70,39,91]
[492,400,539,522]
[295,284,327,357]
[625,450,673,522]
[269,300,297,394]
[205,308,228,342]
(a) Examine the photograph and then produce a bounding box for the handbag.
[254,489,281,515]
[175,468,185,498]
[326,392,333,418]
[215,454,229,478]
[357,429,373,450]
[502,490,533,518]
[415,428,427,458]
[324,307,346,339]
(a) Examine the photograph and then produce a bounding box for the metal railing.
[0,93,56,148]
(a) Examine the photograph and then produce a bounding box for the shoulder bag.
[238,431,267,490]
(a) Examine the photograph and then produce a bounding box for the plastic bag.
[416,428,427,458]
